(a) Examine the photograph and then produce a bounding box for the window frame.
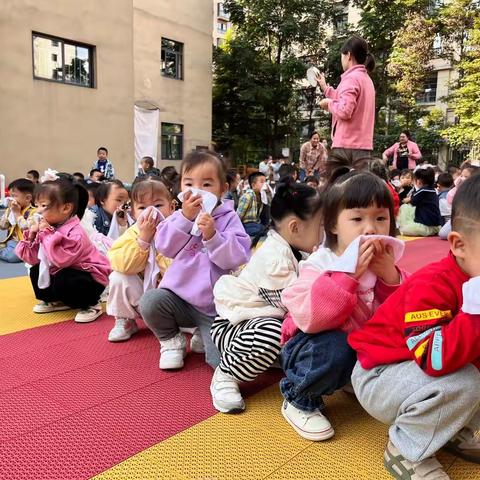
[417,72,438,104]
[32,32,95,88]
[161,37,184,80]
[161,122,184,160]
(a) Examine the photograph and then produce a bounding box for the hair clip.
[41,168,59,183]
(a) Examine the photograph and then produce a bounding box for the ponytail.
[74,183,89,219]
[341,35,375,72]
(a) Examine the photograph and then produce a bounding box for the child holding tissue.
[279,171,407,441]
[106,177,175,342]
[236,172,267,238]
[140,151,251,370]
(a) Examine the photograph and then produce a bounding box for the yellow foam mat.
[93,385,474,480]
[0,276,75,336]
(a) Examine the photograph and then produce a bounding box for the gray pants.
[352,361,480,462]
[139,288,220,369]
[327,147,372,174]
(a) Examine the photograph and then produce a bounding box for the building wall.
[0,0,134,183]
[213,1,232,46]
[134,0,213,171]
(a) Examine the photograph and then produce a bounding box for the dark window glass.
[161,123,183,160]
[161,38,183,80]
[417,72,438,103]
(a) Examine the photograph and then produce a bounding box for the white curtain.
[134,106,160,168]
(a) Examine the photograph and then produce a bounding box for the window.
[433,34,443,56]
[161,38,183,80]
[161,123,183,160]
[334,13,349,34]
[217,2,230,19]
[417,72,438,103]
[32,33,94,87]
[217,21,228,33]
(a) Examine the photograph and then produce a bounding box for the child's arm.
[108,227,149,275]
[154,211,194,258]
[403,275,480,377]
[375,268,409,304]
[38,227,86,268]
[0,210,9,230]
[15,230,40,264]
[236,193,252,222]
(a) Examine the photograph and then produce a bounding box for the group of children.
[1,150,479,480]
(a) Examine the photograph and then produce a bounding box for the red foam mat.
[398,236,450,273]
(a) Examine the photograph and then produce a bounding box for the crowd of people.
[0,34,479,480]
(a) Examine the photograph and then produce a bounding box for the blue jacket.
[411,187,441,226]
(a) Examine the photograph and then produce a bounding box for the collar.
[341,64,367,80]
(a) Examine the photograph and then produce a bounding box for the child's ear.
[288,218,299,235]
[448,231,466,260]
[62,202,74,216]
[222,182,229,195]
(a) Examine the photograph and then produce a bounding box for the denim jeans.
[243,222,267,238]
[0,239,21,263]
[280,330,357,412]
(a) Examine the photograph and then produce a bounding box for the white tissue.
[177,188,218,236]
[462,277,480,315]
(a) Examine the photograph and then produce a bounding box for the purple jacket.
[155,202,251,316]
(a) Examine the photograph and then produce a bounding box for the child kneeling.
[349,174,480,480]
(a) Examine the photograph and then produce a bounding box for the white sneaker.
[108,318,139,342]
[74,304,103,323]
[210,366,245,413]
[159,332,187,370]
[190,329,205,353]
[281,400,334,441]
[33,301,70,314]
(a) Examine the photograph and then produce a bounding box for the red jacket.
[349,253,480,377]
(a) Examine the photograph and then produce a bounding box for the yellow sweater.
[0,204,36,243]
[107,224,170,281]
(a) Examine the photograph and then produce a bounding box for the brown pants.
[327,148,373,176]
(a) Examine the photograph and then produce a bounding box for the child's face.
[295,212,324,253]
[400,174,413,187]
[460,168,473,182]
[332,204,391,255]
[414,178,424,189]
[10,189,32,209]
[181,162,228,199]
[91,171,103,182]
[141,159,150,171]
[97,150,108,160]
[252,176,266,193]
[132,192,174,220]
[307,180,319,188]
[102,185,129,216]
[36,196,73,226]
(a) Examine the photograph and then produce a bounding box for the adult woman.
[317,36,376,172]
[299,131,327,181]
[382,130,422,170]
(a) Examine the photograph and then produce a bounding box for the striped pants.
[211,317,282,382]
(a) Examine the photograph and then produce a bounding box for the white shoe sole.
[108,325,139,342]
[33,305,71,314]
[159,351,187,370]
[75,309,103,323]
[281,406,335,441]
[211,391,245,414]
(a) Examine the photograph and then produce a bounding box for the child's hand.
[116,209,128,227]
[197,213,216,241]
[369,240,400,285]
[10,200,21,215]
[38,218,51,232]
[403,197,411,204]
[29,223,40,241]
[182,190,202,221]
[352,240,375,280]
[137,209,158,244]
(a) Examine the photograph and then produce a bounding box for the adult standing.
[91,147,115,180]
[317,36,376,172]
[299,131,328,181]
[382,131,422,170]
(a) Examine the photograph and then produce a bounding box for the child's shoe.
[281,400,334,441]
[159,332,187,369]
[75,304,103,323]
[108,318,139,342]
[384,440,449,479]
[210,366,245,413]
[33,301,70,313]
[190,329,205,353]
[444,427,480,464]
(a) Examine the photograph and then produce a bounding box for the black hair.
[369,159,389,182]
[160,166,180,198]
[248,171,266,188]
[73,172,85,180]
[447,165,460,176]
[389,169,401,180]
[85,182,100,195]
[452,173,480,235]
[341,35,375,72]
[8,178,35,196]
[141,156,154,169]
[180,150,227,184]
[400,130,411,139]
[130,176,172,205]
[27,170,40,180]
[414,167,435,188]
[270,178,323,228]
[226,170,239,188]
[35,178,88,220]
[323,171,395,249]
[97,147,108,154]
[437,172,454,189]
[304,175,319,186]
[309,131,319,140]
[400,169,413,178]
[278,163,297,182]
[94,181,127,207]
[90,168,102,177]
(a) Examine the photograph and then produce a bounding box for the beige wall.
[133,0,213,171]
[0,0,134,184]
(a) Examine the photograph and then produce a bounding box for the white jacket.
[214,230,301,325]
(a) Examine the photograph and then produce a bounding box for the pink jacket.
[15,216,111,286]
[325,65,375,150]
[280,266,405,344]
[383,140,422,170]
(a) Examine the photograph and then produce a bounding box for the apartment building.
[0,0,213,182]
[213,1,232,47]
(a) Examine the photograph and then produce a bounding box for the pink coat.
[383,140,422,170]
[325,65,375,150]
[15,216,111,286]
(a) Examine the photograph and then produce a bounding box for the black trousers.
[30,264,104,309]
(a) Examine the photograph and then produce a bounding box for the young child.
[211,180,324,413]
[370,160,400,217]
[137,156,161,179]
[26,170,40,184]
[304,175,320,189]
[91,181,130,236]
[15,177,111,322]
[237,172,267,238]
[107,177,175,341]
[139,151,251,370]
[398,167,441,237]
[437,172,454,226]
[224,170,240,210]
[91,146,115,180]
[349,174,480,480]
[0,179,36,263]
[279,172,406,441]
[397,169,414,204]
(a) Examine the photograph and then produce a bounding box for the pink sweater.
[15,216,111,286]
[280,266,404,344]
[383,140,422,170]
[325,65,375,150]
